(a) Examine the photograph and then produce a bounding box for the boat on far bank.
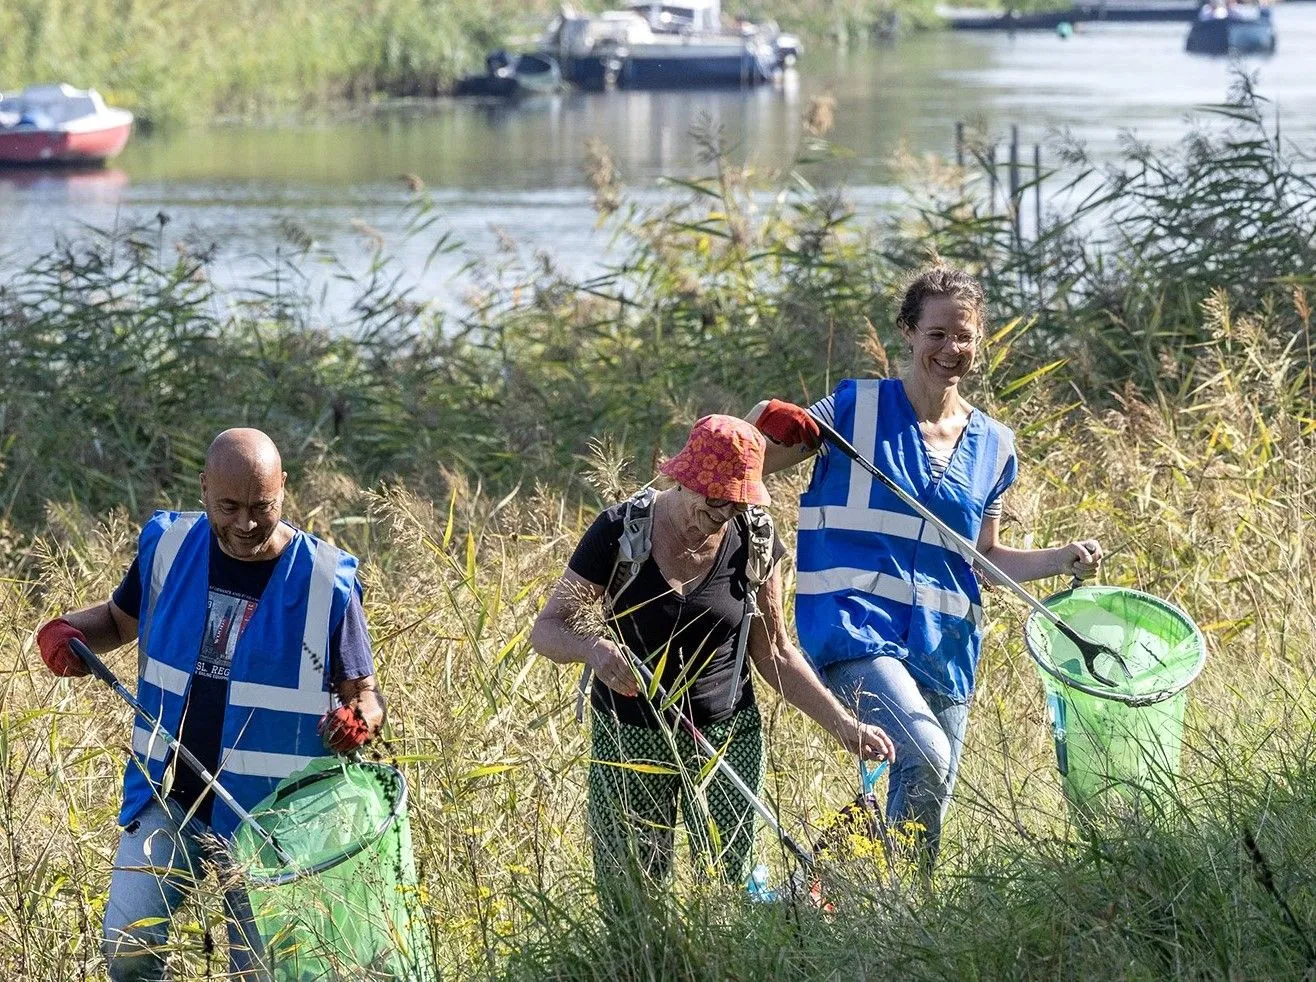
[454,51,564,97]
[1185,0,1276,53]
[0,84,133,165]
[540,0,781,91]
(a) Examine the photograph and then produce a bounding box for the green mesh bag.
[1024,585,1207,816]
[229,757,436,980]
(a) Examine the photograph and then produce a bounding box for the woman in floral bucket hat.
[531,414,894,911]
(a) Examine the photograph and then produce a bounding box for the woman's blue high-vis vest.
[796,378,1018,702]
[120,511,359,839]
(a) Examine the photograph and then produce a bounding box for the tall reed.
[0,84,1312,978]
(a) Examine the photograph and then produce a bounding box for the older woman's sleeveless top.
[795,378,1017,701]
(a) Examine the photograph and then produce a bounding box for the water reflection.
[2,7,1314,311]
[0,165,128,200]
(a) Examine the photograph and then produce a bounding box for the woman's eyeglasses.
[705,496,749,512]
[918,328,979,351]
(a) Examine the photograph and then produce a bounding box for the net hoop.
[1023,585,1207,708]
[239,760,408,888]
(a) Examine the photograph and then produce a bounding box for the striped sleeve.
[808,394,837,456]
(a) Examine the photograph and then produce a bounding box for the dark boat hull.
[561,46,774,91]
[1185,15,1276,53]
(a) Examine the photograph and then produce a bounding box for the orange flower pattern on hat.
[660,414,771,506]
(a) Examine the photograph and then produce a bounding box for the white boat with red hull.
[0,84,133,166]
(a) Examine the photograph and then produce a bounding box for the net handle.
[241,762,409,887]
[1025,586,1207,707]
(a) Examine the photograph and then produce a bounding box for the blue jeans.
[102,800,268,981]
[825,655,970,871]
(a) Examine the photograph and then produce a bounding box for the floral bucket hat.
[659,414,771,506]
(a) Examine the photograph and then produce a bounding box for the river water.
[2,8,1314,316]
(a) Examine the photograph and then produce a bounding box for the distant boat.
[454,51,564,98]
[541,1,779,91]
[1185,2,1276,53]
[0,84,133,165]
[772,31,803,66]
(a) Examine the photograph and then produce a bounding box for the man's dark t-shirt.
[568,503,785,729]
[113,533,374,826]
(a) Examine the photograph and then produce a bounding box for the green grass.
[0,84,1313,978]
[0,0,543,126]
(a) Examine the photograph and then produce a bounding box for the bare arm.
[975,515,1103,584]
[336,675,386,735]
[749,565,894,761]
[61,601,137,652]
[529,569,637,697]
[747,399,820,477]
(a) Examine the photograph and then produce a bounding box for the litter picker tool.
[69,637,298,868]
[813,417,1132,686]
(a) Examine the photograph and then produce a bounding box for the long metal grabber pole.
[627,656,816,872]
[69,638,298,868]
[812,417,1130,685]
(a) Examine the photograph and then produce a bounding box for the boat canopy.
[628,1,722,33]
[3,84,110,125]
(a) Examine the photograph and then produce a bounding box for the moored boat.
[0,84,133,165]
[454,50,564,97]
[541,0,778,91]
[1185,1,1276,53]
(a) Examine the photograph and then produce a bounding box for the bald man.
[36,428,385,981]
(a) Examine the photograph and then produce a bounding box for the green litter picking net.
[1024,585,1207,816]
[229,757,437,981]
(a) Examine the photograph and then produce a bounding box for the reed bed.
[0,87,1313,978]
[0,0,537,126]
[1,0,1036,126]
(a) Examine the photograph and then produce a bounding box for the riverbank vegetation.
[4,0,1048,127]
[0,0,538,126]
[1,85,1313,977]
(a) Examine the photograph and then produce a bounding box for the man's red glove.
[36,619,91,678]
[318,706,370,754]
[756,399,821,450]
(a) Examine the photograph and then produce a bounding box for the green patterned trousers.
[587,703,764,903]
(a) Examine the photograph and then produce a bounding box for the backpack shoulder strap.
[742,505,775,591]
[604,487,657,614]
[723,505,777,713]
[577,486,656,723]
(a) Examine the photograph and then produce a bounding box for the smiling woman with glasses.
[530,413,894,911]
[748,263,1105,876]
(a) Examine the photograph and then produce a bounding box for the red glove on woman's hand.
[756,399,821,449]
[36,619,91,677]
[318,705,371,754]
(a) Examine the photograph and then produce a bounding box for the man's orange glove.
[318,705,370,754]
[36,619,91,677]
[755,399,821,450]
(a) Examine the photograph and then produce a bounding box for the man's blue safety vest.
[120,511,359,839]
[796,378,1017,701]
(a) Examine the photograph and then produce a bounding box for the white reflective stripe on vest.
[796,566,983,622]
[218,747,317,779]
[144,511,202,637]
[847,380,881,507]
[132,724,169,763]
[141,656,190,696]
[798,505,979,561]
[227,536,338,716]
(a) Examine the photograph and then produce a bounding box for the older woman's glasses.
[704,496,749,512]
